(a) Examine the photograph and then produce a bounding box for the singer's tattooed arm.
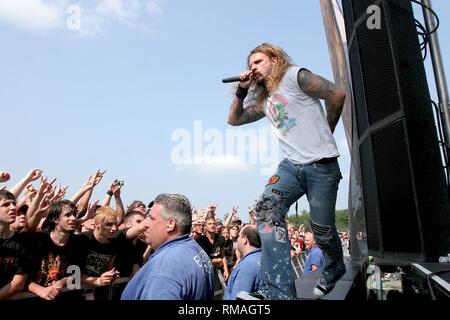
[227,98,265,126]
[297,69,346,133]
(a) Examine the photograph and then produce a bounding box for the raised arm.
[227,70,265,126]
[100,183,115,207]
[297,69,346,133]
[125,216,149,239]
[248,207,256,226]
[223,206,238,229]
[206,203,219,221]
[26,180,51,231]
[9,169,43,198]
[112,183,124,225]
[70,170,106,206]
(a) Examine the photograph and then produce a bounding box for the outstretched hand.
[77,200,99,223]
[26,168,43,182]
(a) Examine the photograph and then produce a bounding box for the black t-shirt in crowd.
[224,239,238,270]
[197,233,226,292]
[80,230,128,277]
[196,233,226,260]
[0,231,29,288]
[25,230,86,287]
[113,228,146,277]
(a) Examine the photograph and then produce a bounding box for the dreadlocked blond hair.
[247,43,293,110]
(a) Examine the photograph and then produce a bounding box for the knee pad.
[255,192,282,225]
[310,220,333,252]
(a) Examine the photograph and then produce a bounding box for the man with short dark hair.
[224,225,261,300]
[26,200,86,300]
[121,193,214,300]
[0,190,29,300]
[197,215,229,290]
[114,211,148,278]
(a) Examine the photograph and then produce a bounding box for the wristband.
[235,86,249,100]
[107,191,113,196]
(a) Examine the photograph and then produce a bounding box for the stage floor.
[295,257,363,300]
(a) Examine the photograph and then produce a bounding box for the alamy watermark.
[367,5,381,30]
[67,265,81,290]
[66,4,81,31]
[171,121,280,175]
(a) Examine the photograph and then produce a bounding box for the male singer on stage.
[227,43,346,299]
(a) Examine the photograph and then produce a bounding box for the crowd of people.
[0,168,263,300]
[0,168,349,300]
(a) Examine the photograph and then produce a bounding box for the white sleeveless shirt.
[248,66,339,165]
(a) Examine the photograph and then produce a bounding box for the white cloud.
[96,0,139,25]
[0,0,163,37]
[144,0,162,16]
[0,0,64,31]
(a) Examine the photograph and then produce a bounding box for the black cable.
[410,1,440,60]
[409,2,449,183]
[410,0,440,35]
[415,19,428,59]
[431,100,450,182]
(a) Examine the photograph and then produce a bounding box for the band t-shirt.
[0,231,29,288]
[196,233,226,292]
[196,234,226,261]
[224,239,238,270]
[26,231,86,287]
[245,66,339,165]
[80,231,125,277]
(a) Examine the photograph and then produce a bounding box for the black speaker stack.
[342,0,450,262]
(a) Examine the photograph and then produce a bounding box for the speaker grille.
[371,121,421,254]
[357,15,401,126]
[359,137,380,252]
[343,0,450,261]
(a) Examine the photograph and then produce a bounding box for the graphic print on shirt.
[37,253,67,286]
[265,93,296,137]
[0,256,16,268]
[193,250,212,276]
[84,251,113,276]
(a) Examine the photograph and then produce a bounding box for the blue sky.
[1,0,449,221]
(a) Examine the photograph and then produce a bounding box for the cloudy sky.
[1,0,448,221]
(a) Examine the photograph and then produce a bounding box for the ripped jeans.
[255,158,344,299]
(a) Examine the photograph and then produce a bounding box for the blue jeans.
[255,158,344,299]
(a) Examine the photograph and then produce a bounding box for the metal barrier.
[213,269,227,299]
[11,254,308,300]
[291,251,307,280]
[11,276,131,300]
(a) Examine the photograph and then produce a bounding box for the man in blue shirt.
[303,232,324,275]
[121,193,214,300]
[224,225,261,300]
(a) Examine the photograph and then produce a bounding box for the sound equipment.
[342,0,450,261]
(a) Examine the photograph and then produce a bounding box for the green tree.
[335,209,349,232]
[287,210,310,229]
[287,209,349,232]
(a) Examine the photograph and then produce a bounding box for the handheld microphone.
[221,76,242,83]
